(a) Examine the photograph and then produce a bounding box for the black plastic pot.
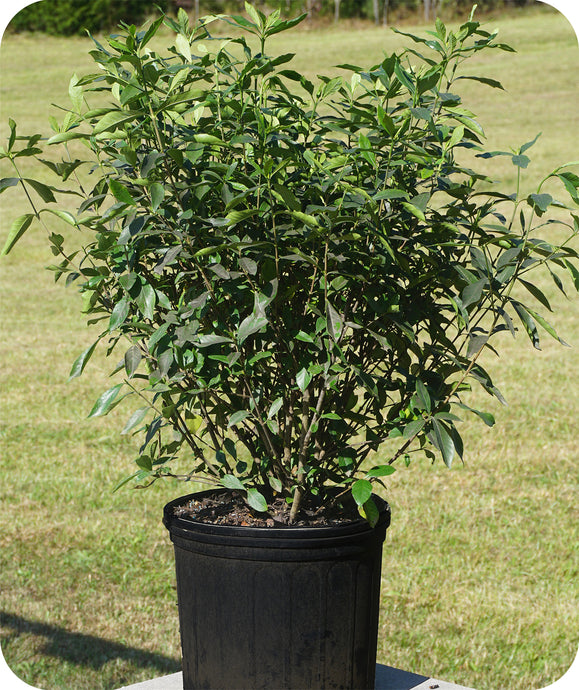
[164,489,390,690]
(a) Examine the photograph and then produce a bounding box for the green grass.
[1,5,578,689]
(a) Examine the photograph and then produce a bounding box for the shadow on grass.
[0,611,181,674]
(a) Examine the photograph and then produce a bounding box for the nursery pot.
[163,489,390,690]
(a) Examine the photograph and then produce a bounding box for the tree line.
[175,2,540,25]
[8,0,543,36]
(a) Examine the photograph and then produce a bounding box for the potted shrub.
[2,4,579,688]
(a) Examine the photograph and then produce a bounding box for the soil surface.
[172,490,362,527]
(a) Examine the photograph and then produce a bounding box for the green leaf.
[296,367,312,393]
[512,301,540,349]
[358,497,380,527]
[88,383,123,418]
[457,403,495,427]
[8,118,16,151]
[0,177,19,193]
[528,193,553,215]
[524,307,569,346]
[140,15,164,49]
[1,213,34,255]
[326,300,343,341]
[321,412,341,420]
[136,284,156,321]
[295,331,315,343]
[511,154,530,169]
[124,345,142,377]
[150,182,165,211]
[113,469,143,493]
[366,465,396,478]
[185,413,203,435]
[272,183,300,211]
[457,75,504,90]
[109,179,136,206]
[93,110,140,135]
[401,202,426,221]
[268,398,283,419]
[246,488,268,513]
[519,279,552,312]
[46,209,76,226]
[352,479,373,507]
[195,334,232,347]
[428,419,455,468]
[227,208,257,226]
[377,106,396,136]
[461,278,487,308]
[415,380,431,413]
[246,2,266,27]
[564,260,579,291]
[136,455,152,471]
[24,179,56,203]
[228,410,251,428]
[193,133,227,146]
[121,406,150,435]
[520,133,542,154]
[221,475,245,491]
[237,313,268,344]
[403,417,426,439]
[46,130,88,145]
[446,124,465,150]
[359,133,376,166]
[556,171,579,203]
[269,476,283,493]
[223,438,237,459]
[109,298,129,332]
[291,210,319,228]
[68,340,98,380]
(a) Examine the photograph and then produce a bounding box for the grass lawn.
[1,4,578,690]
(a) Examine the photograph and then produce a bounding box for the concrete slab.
[117,664,475,689]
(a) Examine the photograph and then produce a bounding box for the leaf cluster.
[2,3,579,522]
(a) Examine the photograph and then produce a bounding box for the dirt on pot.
[172,490,363,527]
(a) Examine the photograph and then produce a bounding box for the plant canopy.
[2,3,579,523]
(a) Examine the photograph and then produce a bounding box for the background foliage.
[7,0,544,35]
[7,0,170,35]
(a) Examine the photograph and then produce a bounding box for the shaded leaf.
[326,300,343,342]
[358,497,379,527]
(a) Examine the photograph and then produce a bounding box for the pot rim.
[163,488,391,541]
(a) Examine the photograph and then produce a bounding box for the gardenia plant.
[2,4,578,524]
